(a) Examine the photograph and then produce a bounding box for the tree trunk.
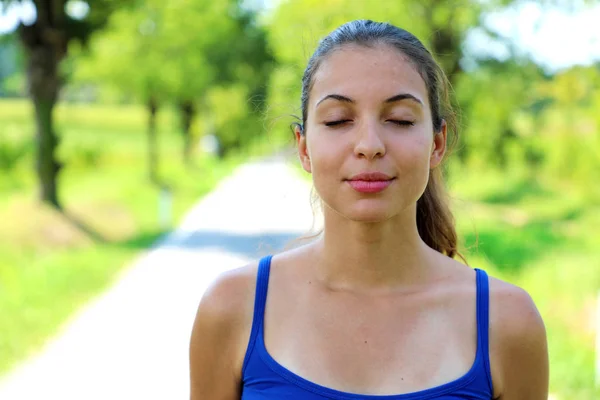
[147,96,159,184]
[33,95,61,208]
[20,20,65,209]
[178,100,196,166]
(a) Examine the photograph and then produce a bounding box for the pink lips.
[346,172,395,194]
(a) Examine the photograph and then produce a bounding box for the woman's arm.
[490,280,549,400]
[189,266,256,400]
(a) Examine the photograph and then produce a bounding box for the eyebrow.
[315,93,424,107]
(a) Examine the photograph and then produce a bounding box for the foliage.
[73,0,273,157]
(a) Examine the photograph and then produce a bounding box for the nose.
[354,121,386,159]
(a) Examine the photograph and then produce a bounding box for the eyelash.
[325,120,351,127]
[324,120,415,127]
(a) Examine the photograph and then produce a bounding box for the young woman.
[189,20,549,400]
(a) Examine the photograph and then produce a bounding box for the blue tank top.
[241,255,494,399]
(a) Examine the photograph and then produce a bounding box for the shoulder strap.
[242,255,273,374]
[475,268,494,393]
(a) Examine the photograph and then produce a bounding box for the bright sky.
[466,1,600,72]
[1,0,599,73]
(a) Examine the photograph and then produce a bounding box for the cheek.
[305,135,348,204]
[306,134,346,174]
[396,133,432,168]
[394,134,434,196]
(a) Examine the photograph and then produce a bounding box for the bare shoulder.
[488,276,546,349]
[194,262,259,324]
[487,275,549,399]
[189,262,259,399]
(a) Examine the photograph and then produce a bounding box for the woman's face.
[296,44,446,223]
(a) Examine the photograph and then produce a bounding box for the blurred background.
[0,0,598,398]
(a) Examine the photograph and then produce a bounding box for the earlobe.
[300,147,312,174]
[295,125,312,173]
[303,156,312,173]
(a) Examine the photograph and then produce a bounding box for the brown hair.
[293,19,463,261]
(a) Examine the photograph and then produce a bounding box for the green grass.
[0,98,280,375]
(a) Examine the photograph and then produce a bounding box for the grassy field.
[1,98,598,398]
[0,98,278,376]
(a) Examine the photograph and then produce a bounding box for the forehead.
[310,44,429,107]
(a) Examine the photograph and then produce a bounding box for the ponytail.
[417,168,465,262]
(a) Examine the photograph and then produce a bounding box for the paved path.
[0,157,318,399]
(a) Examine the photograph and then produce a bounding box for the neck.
[311,204,437,293]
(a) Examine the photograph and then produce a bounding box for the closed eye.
[325,120,414,127]
[388,120,415,126]
[324,120,352,127]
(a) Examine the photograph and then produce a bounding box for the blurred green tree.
[76,0,273,173]
[74,1,172,183]
[162,0,272,162]
[0,0,131,209]
[533,65,600,185]
[454,59,545,167]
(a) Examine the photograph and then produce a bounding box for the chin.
[318,187,413,224]
[336,202,397,223]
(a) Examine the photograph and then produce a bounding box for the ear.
[430,120,447,169]
[295,124,312,173]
